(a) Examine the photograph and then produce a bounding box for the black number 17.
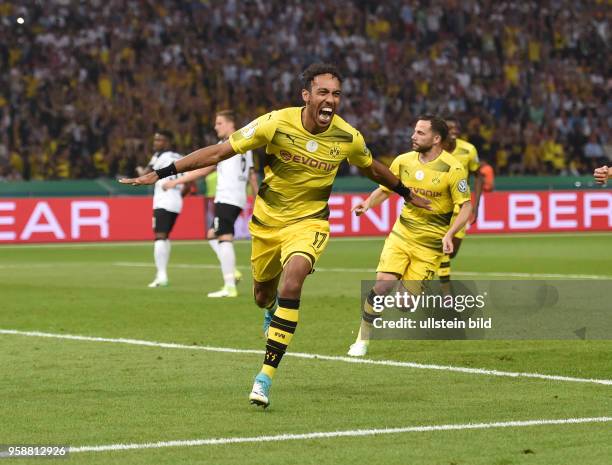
[312,232,328,249]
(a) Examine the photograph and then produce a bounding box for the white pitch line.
[69,417,612,453]
[1,329,611,386]
[0,261,610,280]
[111,261,612,280]
[115,261,224,271]
[112,261,377,273]
[1,232,611,249]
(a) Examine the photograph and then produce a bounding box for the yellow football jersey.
[451,138,480,173]
[230,107,373,227]
[381,151,470,251]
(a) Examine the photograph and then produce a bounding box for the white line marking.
[0,263,66,269]
[113,261,228,271]
[111,262,612,280]
[1,329,611,386]
[1,232,611,249]
[69,417,612,453]
[0,261,610,280]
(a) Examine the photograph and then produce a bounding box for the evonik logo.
[410,186,442,198]
[278,150,336,172]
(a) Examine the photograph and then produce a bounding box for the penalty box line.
[69,417,612,453]
[1,329,612,386]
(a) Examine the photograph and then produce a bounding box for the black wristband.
[155,163,178,179]
[392,180,412,199]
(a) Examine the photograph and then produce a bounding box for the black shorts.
[153,208,179,235]
[212,202,242,236]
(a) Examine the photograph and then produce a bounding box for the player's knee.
[279,277,304,300]
[253,288,274,308]
[372,274,399,296]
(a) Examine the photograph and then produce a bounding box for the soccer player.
[120,63,430,408]
[140,130,190,288]
[594,166,611,185]
[163,110,258,298]
[347,115,472,357]
[437,117,482,284]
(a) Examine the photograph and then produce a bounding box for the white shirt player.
[215,149,254,209]
[148,151,184,213]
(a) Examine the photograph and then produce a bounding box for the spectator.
[583,133,606,169]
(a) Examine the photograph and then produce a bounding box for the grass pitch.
[1,233,611,464]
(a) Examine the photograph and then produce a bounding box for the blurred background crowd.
[0,0,609,181]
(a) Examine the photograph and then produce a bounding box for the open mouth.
[318,107,334,124]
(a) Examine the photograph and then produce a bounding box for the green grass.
[1,233,611,464]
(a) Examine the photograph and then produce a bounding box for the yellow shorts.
[376,230,443,282]
[249,219,330,283]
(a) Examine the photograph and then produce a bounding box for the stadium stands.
[0,0,609,180]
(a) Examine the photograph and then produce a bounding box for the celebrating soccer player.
[120,63,430,408]
[347,115,472,357]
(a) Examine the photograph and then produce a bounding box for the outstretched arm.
[120,141,236,186]
[358,159,431,210]
[351,188,390,216]
[442,201,472,254]
[163,166,215,190]
[358,159,401,191]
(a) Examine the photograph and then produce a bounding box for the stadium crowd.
[0,0,609,181]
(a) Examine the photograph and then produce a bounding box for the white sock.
[218,241,236,287]
[356,327,370,345]
[154,239,170,282]
[209,238,221,258]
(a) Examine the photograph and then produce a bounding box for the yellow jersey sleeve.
[379,155,402,193]
[346,131,373,169]
[448,165,471,206]
[229,112,277,154]
[467,146,480,173]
